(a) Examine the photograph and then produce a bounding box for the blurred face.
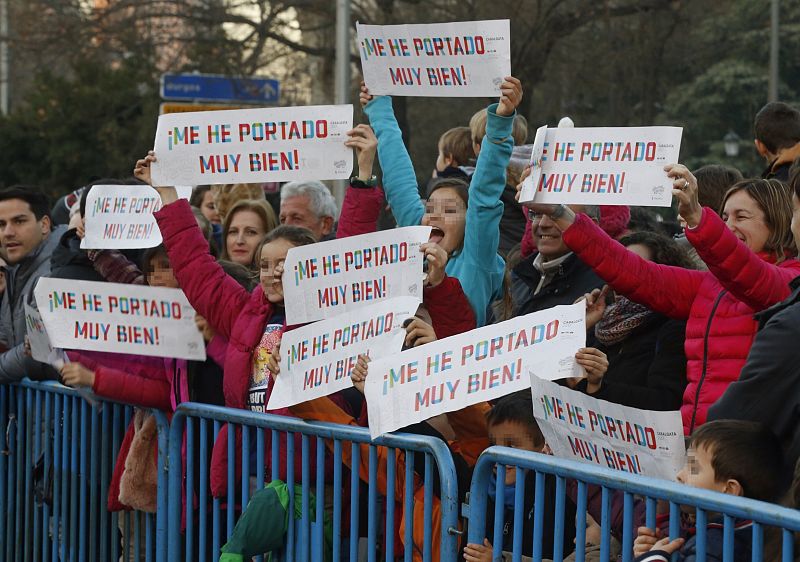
[227,209,267,266]
[0,199,51,265]
[721,190,771,254]
[200,191,220,224]
[625,243,654,262]
[421,188,466,255]
[676,445,724,494]
[488,420,543,484]
[147,254,179,289]
[280,196,328,239]
[791,193,800,248]
[259,237,295,303]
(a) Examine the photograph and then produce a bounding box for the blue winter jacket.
[364,96,513,326]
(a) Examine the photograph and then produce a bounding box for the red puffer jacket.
[562,208,800,434]
[156,199,318,497]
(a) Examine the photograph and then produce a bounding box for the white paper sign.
[518,126,683,207]
[24,303,66,367]
[364,302,586,439]
[81,185,163,250]
[267,297,419,410]
[282,226,430,325]
[34,278,206,361]
[150,105,354,186]
[531,374,685,480]
[357,20,511,97]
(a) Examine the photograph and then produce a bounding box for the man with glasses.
[508,204,605,318]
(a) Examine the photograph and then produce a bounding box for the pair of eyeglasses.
[527,209,546,222]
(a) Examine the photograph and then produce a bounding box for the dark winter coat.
[708,277,800,471]
[577,316,688,411]
[49,228,105,282]
[510,253,604,318]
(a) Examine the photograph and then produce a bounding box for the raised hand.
[666,163,702,228]
[351,354,371,394]
[345,124,378,181]
[404,317,437,347]
[133,151,157,186]
[420,242,448,287]
[496,76,523,117]
[579,285,610,330]
[267,341,282,379]
[359,81,375,109]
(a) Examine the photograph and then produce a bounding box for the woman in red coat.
[522,164,800,434]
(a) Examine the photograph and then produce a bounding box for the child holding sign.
[633,420,783,562]
[362,77,523,326]
[130,172,344,496]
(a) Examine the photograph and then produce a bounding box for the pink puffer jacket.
[562,208,800,434]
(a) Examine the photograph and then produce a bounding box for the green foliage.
[0,54,160,198]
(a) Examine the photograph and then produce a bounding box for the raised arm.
[89,249,145,285]
[362,92,425,226]
[461,78,521,268]
[687,208,800,310]
[562,214,703,319]
[338,124,385,238]
[154,198,252,340]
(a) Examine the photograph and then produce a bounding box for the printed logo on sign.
[334,160,347,169]
[650,185,664,201]
[408,283,418,295]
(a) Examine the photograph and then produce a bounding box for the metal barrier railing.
[466,446,800,562]
[0,380,169,562]
[167,402,460,562]
[7,381,800,562]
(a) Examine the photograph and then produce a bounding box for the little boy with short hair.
[634,420,784,562]
[464,391,577,562]
[434,126,475,179]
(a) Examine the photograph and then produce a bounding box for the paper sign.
[24,303,66,367]
[364,302,586,439]
[531,374,685,480]
[34,278,206,361]
[267,297,420,410]
[81,185,163,250]
[149,104,354,186]
[357,20,511,97]
[282,226,430,325]
[518,126,683,207]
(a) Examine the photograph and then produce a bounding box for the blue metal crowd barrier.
[0,380,169,562]
[166,402,460,562]
[8,381,800,562]
[467,446,800,562]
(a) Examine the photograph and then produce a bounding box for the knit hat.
[599,206,631,240]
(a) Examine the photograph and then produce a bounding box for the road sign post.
[160,73,280,104]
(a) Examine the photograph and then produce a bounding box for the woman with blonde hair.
[221,199,278,269]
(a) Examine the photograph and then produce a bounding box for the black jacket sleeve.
[591,320,687,411]
[707,304,800,457]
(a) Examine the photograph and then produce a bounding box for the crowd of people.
[2,77,800,562]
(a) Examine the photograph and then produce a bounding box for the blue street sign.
[160,73,280,104]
